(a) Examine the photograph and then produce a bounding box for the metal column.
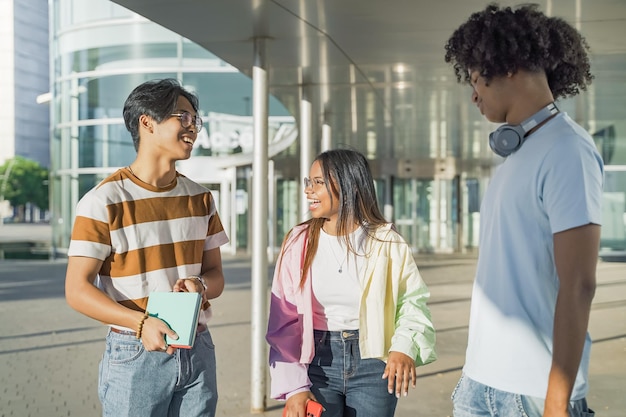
[300,87,313,220]
[321,123,331,151]
[250,37,269,414]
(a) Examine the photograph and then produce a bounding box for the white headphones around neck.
[489,102,559,157]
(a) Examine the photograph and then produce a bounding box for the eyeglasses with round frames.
[170,111,203,132]
[303,177,325,189]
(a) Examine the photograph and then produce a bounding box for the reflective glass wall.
[50,0,623,257]
[49,0,293,254]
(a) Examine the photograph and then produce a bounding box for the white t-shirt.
[463,112,603,400]
[311,228,366,331]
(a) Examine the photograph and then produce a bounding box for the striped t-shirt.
[68,167,229,323]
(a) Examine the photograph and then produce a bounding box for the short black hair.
[444,3,593,98]
[123,78,200,151]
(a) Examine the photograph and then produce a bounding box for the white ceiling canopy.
[111,0,626,175]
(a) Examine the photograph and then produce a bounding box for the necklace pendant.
[338,267,342,273]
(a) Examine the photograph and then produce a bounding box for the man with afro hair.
[445,4,602,417]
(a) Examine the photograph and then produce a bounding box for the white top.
[311,228,365,331]
[463,112,603,400]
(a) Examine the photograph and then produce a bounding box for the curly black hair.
[444,3,594,99]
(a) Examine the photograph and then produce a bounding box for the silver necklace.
[326,238,347,273]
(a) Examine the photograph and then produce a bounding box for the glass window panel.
[70,0,128,25]
[276,178,299,241]
[108,124,135,167]
[77,125,133,169]
[601,170,626,252]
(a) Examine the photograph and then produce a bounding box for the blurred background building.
[0,0,49,221]
[0,0,49,167]
[12,0,623,258]
[48,0,297,255]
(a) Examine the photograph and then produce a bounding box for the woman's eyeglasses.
[303,177,325,189]
[170,111,203,132]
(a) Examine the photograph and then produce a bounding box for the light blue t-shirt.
[463,112,603,399]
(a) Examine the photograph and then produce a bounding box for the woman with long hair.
[266,149,436,417]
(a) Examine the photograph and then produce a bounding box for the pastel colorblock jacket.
[266,223,437,400]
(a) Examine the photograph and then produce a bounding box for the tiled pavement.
[0,224,624,416]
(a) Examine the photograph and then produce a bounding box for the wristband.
[136,311,149,339]
[190,274,207,291]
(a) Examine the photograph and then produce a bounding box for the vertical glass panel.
[392,177,460,252]
[236,177,249,250]
[463,178,480,250]
[108,124,136,167]
[416,180,434,251]
[393,178,432,252]
[374,178,385,218]
[86,73,176,117]
[76,125,133,169]
[78,126,96,169]
[276,178,299,242]
[55,0,72,30]
[430,178,459,252]
[78,174,99,199]
[601,170,626,255]
[51,128,62,172]
[50,175,65,252]
[71,0,121,25]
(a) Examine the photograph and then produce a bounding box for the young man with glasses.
[65,78,229,416]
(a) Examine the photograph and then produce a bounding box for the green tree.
[0,156,49,212]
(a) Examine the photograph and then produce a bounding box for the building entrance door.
[392,177,459,253]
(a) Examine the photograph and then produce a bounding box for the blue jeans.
[308,330,397,417]
[98,328,218,417]
[452,374,595,417]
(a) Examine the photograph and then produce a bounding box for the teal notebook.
[146,292,202,349]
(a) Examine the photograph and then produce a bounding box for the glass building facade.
[50,0,626,257]
[49,0,296,255]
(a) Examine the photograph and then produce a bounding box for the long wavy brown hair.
[279,149,388,289]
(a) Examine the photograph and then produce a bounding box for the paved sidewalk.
[0,224,624,416]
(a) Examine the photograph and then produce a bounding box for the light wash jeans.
[98,328,218,417]
[452,374,595,417]
[308,329,398,417]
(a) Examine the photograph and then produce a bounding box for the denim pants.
[308,329,397,417]
[98,328,218,417]
[452,374,595,417]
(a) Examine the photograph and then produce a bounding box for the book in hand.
[282,400,323,417]
[146,291,202,349]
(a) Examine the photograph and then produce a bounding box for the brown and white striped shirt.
[68,167,229,322]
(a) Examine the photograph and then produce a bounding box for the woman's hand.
[382,351,416,398]
[283,391,317,417]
